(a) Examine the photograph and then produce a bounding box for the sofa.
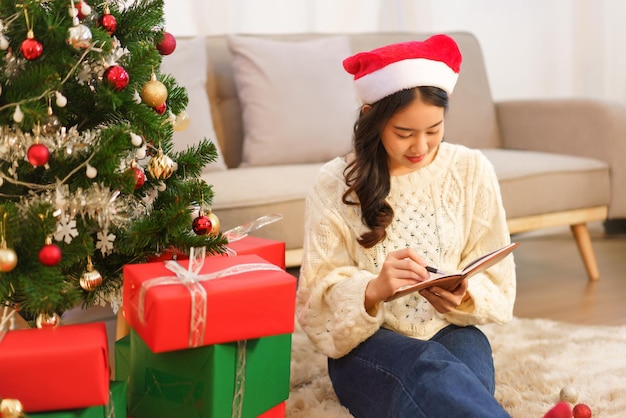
[162,31,626,281]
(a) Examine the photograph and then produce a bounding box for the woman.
[296,34,515,417]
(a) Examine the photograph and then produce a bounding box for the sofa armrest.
[496,98,626,219]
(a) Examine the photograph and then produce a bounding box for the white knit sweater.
[296,142,516,359]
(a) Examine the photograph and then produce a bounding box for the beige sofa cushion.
[226,35,359,167]
[482,149,610,219]
[203,163,323,250]
[161,37,227,171]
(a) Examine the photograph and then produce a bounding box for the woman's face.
[379,97,445,176]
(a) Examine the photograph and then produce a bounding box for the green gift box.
[128,329,291,418]
[114,334,131,383]
[29,381,127,418]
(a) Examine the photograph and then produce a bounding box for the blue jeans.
[328,325,511,418]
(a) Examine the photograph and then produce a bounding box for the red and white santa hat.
[343,34,462,104]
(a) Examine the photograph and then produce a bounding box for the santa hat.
[343,34,462,104]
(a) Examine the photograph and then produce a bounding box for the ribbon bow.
[137,247,283,348]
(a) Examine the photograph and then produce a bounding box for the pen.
[426,266,447,275]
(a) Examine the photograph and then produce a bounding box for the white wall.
[163,0,626,103]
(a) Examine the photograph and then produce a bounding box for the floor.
[511,221,626,326]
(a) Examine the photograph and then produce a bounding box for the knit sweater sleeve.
[442,150,516,326]
[296,160,384,359]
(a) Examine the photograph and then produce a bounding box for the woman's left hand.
[419,279,469,313]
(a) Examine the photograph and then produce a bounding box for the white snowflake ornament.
[96,230,116,256]
[54,214,79,244]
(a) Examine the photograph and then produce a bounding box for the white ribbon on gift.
[137,247,284,348]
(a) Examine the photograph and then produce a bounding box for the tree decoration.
[12,105,23,123]
[154,101,167,115]
[156,31,177,55]
[0,34,8,50]
[173,110,190,131]
[35,312,60,328]
[20,32,43,60]
[208,211,220,236]
[74,0,91,20]
[55,91,68,107]
[192,212,212,236]
[0,398,24,418]
[103,64,129,91]
[141,71,168,107]
[85,163,97,179]
[572,404,592,418]
[80,255,102,291]
[39,236,62,266]
[147,148,175,180]
[135,145,146,160]
[559,386,578,404]
[130,132,143,147]
[20,9,43,61]
[131,162,146,190]
[42,104,62,135]
[0,213,17,272]
[67,20,92,50]
[98,3,117,35]
[27,143,50,167]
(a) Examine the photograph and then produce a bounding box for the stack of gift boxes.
[118,236,296,417]
[0,236,296,418]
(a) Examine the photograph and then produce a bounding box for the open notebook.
[386,242,519,301]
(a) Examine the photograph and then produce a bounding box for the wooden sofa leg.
[570,223,600,281]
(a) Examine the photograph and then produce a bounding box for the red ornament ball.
[154,102,167,115]
[39,243,62,266]
[20,37,43,60]
[27,143,50,167]
[132,166,146,189]
[156,32,176,55]
[573,404,592,418]
[192,215,212,236]
[98,13,117,35]
[104,65,129,91]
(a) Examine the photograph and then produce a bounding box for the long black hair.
[342,86,449,248]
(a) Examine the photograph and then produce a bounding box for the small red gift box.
[224,236,286,269]
[0,322,110,412]
[123,254,297,353]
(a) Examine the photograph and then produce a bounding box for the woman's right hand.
[364,248,430,312]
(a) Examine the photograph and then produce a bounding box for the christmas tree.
[0,0,227,327]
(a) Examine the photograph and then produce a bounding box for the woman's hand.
[419,279,469,313]
[364,248,430,311]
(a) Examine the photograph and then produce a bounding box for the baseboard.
[604,218,626,235]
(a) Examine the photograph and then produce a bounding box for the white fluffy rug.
[286,317,626,417]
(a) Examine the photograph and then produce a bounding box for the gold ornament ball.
[148,150,176,180]
[80,265,103,291]
[173,111,190,131]
[0,247,18,272]
[36,312,60,328]
[0,398,24,418]
[559,385,579,403]
[43,113,62,135]
[208,212,220,236]
[141,79,168,107]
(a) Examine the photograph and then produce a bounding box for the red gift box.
[224,236,286,270]
[123,254,297,353]
[259,402,286,417]
[0,322,110,412]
